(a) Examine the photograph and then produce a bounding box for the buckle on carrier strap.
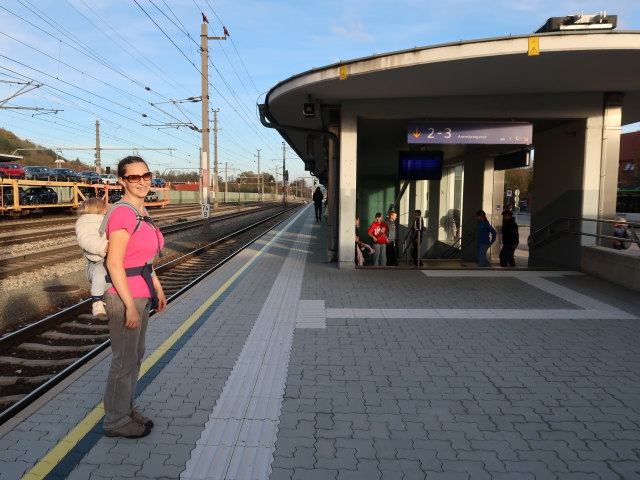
[105,263,159,310]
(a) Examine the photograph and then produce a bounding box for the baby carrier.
[99,201,163,309]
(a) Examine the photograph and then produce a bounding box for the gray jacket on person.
[75,213,108,263]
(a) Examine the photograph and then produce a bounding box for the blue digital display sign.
[398,151,443,181]
[408,122,532,145]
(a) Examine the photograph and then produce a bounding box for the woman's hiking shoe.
[131,410,154,429]
[92,301,106,317]
[104,420,151,438]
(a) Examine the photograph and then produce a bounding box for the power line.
[133,0,203,77]
[8,2,150,95]
[71,0,196,101]
[0,31,151,114]
[202,0,261,95]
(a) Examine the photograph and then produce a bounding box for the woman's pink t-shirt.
[105,206,164,298]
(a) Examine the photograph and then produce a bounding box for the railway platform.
[1,204,639,480]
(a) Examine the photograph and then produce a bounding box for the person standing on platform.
[476,209,497,267]
[102,156,167,439]
[367,212,388,266]
[408,209,425,266]
[385,210,398,266]
[312,187,323,222]
[499,209,519,267]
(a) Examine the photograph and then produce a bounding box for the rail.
[528,217,640,250]
[0,205,300,425]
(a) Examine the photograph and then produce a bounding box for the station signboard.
[408,122,532,145]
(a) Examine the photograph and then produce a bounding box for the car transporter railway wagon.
[0,177,170,216]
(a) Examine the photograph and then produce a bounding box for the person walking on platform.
[312,187,323,222]
[408,209,425,266]
[102,156,167,439]
[385,210,398,266]
[476,209,497,267]
[367,212,389,266]
[499,209,519,267]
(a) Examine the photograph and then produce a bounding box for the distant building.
[619,131,640,188]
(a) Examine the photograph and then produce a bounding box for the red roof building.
[619,131,640,188]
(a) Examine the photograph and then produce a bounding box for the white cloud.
[313,14,375,44]
[329,17,375,43]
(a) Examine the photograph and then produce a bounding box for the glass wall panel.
[438,165,464,244]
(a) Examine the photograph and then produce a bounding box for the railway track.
[0,203,261,248]
[0,204,301,423]
[0,205,277,278]
[0,203,201,235]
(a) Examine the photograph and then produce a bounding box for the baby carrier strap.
[105,262,159,310]
[99,200,155,237]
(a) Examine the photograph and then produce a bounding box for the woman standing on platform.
[476,209,497,267]
[103,156,167,438]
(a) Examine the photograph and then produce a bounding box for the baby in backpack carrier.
[75,198,109,317]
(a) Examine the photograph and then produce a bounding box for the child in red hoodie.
[367,212,388,266]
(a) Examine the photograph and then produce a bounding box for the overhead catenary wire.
[5,2,152,97]
[71,0,199,102]
[135,0,273,150]
[133,0,204,78]
[4,107,195,165]
[0,62,203,154]
[1,1,200,132]
[144,0,277,154]
[202,0,261,95]
[0,3,196,131]
[0,2,296,177]
[0,57,188,137]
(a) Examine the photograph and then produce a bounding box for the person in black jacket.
[312,187,323,221]
[500,209,519,267]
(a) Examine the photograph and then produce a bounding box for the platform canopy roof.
[263,30,640,174]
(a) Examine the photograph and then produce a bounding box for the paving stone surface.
[272,216,640,480]
[1,207,639,480]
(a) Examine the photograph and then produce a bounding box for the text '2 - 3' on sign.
[408,122,533,145]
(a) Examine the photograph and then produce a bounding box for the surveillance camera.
[303,103,316,118]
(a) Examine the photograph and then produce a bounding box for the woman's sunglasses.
[123,172,153,183]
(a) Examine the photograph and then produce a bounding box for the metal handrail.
[528,217,640,249]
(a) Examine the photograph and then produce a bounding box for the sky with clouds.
[0,0,639,180]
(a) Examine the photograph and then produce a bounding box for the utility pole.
[255,149,261,202]
[200,23,211,232]
[212,108,220,209]
[95,120,101,174]
[282,142,287,205]
[272,165,280,202]
[224,161,228,204]
[200,23,226,232]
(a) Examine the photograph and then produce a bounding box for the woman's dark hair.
[117,156,147,178]
[476,209,487,220]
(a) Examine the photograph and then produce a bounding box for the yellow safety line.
[20,221,292,480]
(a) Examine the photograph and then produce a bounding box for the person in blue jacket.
[476,209,497,267]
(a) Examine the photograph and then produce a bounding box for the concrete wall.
[582,246,640,292]
[529,120,586,268]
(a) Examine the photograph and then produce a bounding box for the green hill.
[0,128,92,170]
